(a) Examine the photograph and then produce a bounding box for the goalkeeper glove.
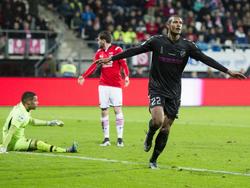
[47,120,64,127]
[0,146,7,153]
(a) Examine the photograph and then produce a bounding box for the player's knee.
[152,118,164,128]
[28,139,38,151]
[101,108,108,111]
[114,106,122,114]
[160,127,170,135]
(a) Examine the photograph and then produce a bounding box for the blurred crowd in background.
[1,0,250,47]
[0,0,57,38]
[0,0,250,78]
[42,0,250,50]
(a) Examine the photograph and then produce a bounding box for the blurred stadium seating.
[0,0,249,78]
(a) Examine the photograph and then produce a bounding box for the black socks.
[150,130,169,162]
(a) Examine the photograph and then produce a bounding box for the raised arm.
[96,37,154,64]
[29,118,64,127]
[189,42,246,79]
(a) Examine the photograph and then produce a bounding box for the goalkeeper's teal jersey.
[2,102,31,142]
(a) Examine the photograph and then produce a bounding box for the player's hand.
[78,76,85,85]
[0,146,7,153]
[227,70,247,79]
[124,76,130,87]
[48,120,64,127]
[95,57,112,65]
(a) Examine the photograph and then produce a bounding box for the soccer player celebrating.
[0,91,77,153]
[96,15,246,169]
[78,31,129,147]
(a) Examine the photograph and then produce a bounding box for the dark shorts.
[149,94,181,119]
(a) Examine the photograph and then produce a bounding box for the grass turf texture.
[0,106,250,188]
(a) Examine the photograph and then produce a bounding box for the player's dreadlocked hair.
[21,91,36,104]
[99,31,112,43]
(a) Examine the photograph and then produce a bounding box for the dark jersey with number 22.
[111,35,228,99]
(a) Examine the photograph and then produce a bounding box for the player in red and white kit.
[78,31,129,147]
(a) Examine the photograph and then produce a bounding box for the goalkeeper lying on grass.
[0,91,77,154]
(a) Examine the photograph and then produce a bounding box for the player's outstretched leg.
[66,141,78,153]
[144,119,158,152]
[149,128,169,169]
[34,140,78,153]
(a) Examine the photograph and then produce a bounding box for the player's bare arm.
[227,70,247,79]
[77,76,85,85]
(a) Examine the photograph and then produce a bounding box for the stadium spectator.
[60,58,77,77]
[95,15,246,169]
[113,25,124,42]
[28,0,39,17]
[81,5,96,28]
[0,28,5,54]
[146,18,159,36]
[186,26,198,42]
[206,67,217,78]
[191,71,198,78]
[42,53,57,77]
[196,34,208,51]
[0,91,78,153]
[71,11,83,38]
[235,26,248,45]
[85,18,101,50]
[58,0,74,29]
[78,31,129,147]
[122,27,137,45]
[136,27,148,42]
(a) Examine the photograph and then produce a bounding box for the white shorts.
[98,85,123,109]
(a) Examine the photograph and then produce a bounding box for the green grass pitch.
[0,106,250,188]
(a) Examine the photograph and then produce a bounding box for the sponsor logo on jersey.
[159,56,183,64]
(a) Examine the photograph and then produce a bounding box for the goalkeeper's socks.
[37,140,66,152]
[150,130,169,162]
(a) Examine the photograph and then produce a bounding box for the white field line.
[15,152,250,177]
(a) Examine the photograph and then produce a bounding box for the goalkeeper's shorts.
[8,137,33,151]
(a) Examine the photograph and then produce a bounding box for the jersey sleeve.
[111,36,154,61]
[11,113,26,129]
[29,118,48,126]
[2,112,26,148]
[81,53,98,78]
[189,42,228,73]
[2,126,17,148]
[116,47,130,77]
[120,60,129,77]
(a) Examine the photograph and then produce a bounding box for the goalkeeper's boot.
[67,141,78,153]
[144,131,153,152]
[117,138,124,147]
[100,138,111,146]
[149,161,159,170]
